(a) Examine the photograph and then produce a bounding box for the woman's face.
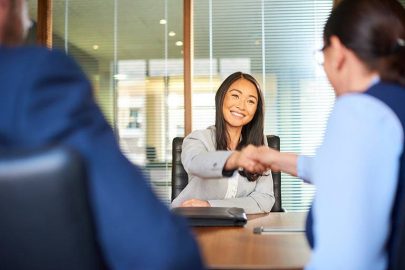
[222,78,259,130]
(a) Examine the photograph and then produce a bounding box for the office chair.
[0,147,105,270]
[171,135,284,212]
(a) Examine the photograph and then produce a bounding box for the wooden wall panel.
[183,0,193,136]
[37,0,52,47]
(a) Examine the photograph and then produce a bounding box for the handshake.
[225,145,298,177]
[181,145,298,207]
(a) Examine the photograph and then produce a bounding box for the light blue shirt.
[298,92,404,270]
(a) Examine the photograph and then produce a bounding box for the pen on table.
[253,226,305,234]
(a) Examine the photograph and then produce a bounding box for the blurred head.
[215,72,265,151]
[0,0,30,46]
[322,0,405,93]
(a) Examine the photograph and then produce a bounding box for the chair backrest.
[0,147,105,270]
[172,137,189,202]
[171,135,284,212]
[266,135,283,212]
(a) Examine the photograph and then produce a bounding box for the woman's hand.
[246,146,298,176]
[181,199,211,207]
[254,146,280,171]
[224,145,267,174]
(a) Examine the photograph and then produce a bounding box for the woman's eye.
[231,94,239,99]
[248,100,256,105]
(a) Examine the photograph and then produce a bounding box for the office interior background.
[28,0,405,211]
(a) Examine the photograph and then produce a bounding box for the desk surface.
[193,212,310,270]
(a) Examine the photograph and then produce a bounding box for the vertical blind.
[31,0,405,210]
[193,0,405,211]
[193,0,334,211]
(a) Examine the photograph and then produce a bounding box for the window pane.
[193,0,334,211]
[49,0,184,204]
[30,0,405,209]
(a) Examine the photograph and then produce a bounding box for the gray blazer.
[171,126,275,214]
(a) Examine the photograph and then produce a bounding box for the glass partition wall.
[193,0,334,211]
[36,0,332,210]
[196,0,405,211]
[31,0,405,210]
[48,0,184,203]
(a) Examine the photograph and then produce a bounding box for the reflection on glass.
[193,0,335,211]
[36,0,378,208]
[49,0,184,203]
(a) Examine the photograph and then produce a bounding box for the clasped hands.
[180,146,279,208]
[224,145,280,174]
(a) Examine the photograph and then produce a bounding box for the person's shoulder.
[1,45,52,58]
[337,92,395,115]
[29,46,77,67]
[184,126,216,144]
[337,93,380,111]
[186,126,215,139]
[183,126,217,152]
[374,81,405,92]
[0,46,40,66]
[335,93,402,135]
[0,46,74,68]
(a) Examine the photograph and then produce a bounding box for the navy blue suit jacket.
[0,46,204,269]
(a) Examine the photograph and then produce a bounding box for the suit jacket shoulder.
[184,125,217,151]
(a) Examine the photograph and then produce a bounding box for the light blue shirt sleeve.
[298,155,314,183]
[304,94,403,270]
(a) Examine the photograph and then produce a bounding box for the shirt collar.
[369,75,380,88]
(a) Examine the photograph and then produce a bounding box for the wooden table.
[193,212,310,270]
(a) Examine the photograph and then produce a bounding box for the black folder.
[172,207,247,227]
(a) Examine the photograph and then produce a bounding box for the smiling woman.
[171,72,275,214]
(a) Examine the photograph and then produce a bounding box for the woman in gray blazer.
[171,72,275,214]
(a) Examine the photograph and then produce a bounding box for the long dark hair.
[323,0,405,86]
[215,71,265,181]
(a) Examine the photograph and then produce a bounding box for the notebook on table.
[172,207,247,227]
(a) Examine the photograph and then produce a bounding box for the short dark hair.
[214,71,265,181]
[324,0,405,86]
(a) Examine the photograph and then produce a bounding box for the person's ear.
[329,35,346,71]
